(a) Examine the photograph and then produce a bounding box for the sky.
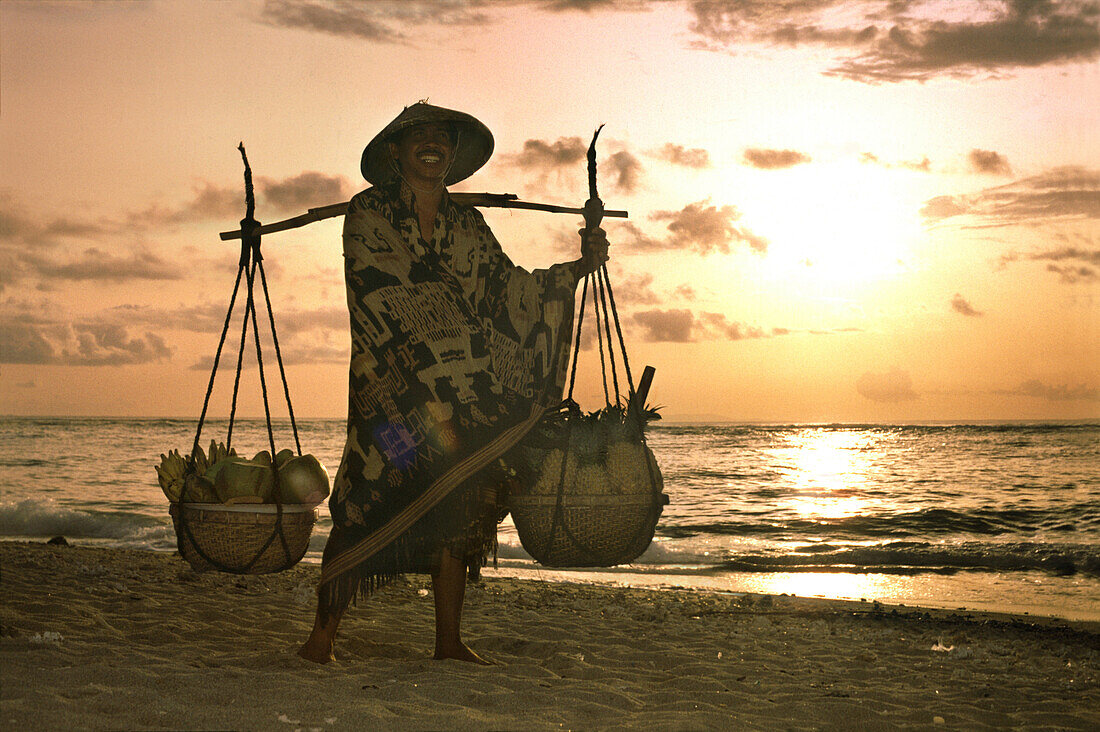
[1,0,1098,422]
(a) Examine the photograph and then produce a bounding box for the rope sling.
[507,127,668,567]
[171,144,311,574]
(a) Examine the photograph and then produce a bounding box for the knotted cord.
[538,126,663,566]
[180,143,302,574]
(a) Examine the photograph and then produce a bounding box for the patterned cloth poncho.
[318,180,581,613]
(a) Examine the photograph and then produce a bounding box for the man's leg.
[298,598,344,664]
[431,547,491,664]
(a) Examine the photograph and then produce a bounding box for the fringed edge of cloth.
[317,515,500,623]
[317,400,546,612]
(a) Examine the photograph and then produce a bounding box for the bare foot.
[297,640,336,664]
[433,642,493,665]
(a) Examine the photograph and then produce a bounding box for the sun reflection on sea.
[732,571,908,603]
[777,429,886,522]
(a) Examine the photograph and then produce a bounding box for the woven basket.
[508,490,668,567]
[170,503,317,574]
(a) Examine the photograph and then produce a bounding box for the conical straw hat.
[360,102,494,186]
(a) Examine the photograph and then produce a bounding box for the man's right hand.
[578,227,610,275]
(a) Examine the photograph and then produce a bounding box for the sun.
[735,160,922,295]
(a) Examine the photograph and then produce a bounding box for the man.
[299,102,609,664]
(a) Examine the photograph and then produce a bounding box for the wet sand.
[2,540,1098,730]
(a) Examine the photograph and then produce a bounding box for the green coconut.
[204,458,228,484]
[275,449,295,467]
[213,457,275,503]
[182,473,219,503]
[275,454,331,504]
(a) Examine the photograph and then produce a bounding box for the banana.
[155,455,184,502]
[206,440,234,467]
[155,450,191,502]
[156,442,242,503]
[155,463,170,490]
[190,443,209,476]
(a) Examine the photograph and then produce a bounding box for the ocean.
[2,417,1098,620]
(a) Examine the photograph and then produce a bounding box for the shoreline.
[480,563,1100,624]
[11,532,1099,624]
[3,540,1098,730]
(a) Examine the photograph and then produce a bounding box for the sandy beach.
[2,540,1097,731]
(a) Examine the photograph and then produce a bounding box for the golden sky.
[1,0,1098,422]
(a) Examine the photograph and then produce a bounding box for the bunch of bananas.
[155,449,189,502]
[156,441,237,503]
[189,440,235,476]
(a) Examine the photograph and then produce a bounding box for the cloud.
[998,245,1100,283]
[1044,263,1099,284]
[856,367,919,403]
[698,312,768,340]
[1005,379,1099,402]
[742,148,812,169]
[631,308,768,342]
[140,173,355,224]
[0,321,172,366]
[969,149,1013,176]
[189,338,348,370]
[902,156,933,173]
[0,171,352,292]
[505,137,642,194]
[504,136,638,195]
[642,200,769,255]
[23,248,182,283]
[632,309,694,342]
[829,1,1100,82]
[650,143,712,169]
[259,0,408,42]
[0,195,125,250]
[177,182,244,221]
[258,2,1100,83]
[507,137,588,171]
[1019,247,1100,265]
[686,0,1100,83]
[606,150,643,194]
[116,301,351,368]
[104,301,349,341]
[921,166,1100,224]
[276,306,350,333]
[950,293,983,316]
[0,294,349,370]
[1,235,186,293]
[920,195,969,221]
[258,0,657,43]
[606,272,661,305]
[860,151,932,172]
[673,283,698,300]
[3,171,352,250]
[544,0,638,9]
[260,172,356,213]
[0,188,233,258]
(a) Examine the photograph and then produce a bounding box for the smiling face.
[388,122,456,188]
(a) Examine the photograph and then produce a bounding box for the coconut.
[275,454,330,504]
[182,474,218,503]
[213,457,275,503]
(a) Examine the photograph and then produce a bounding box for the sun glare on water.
[777,429,886,521]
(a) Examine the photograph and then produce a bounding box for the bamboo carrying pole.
[219,193,629,241]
